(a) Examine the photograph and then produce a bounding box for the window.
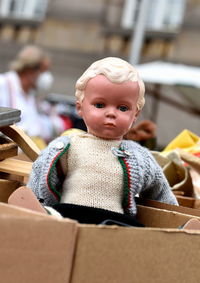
[0,0,48,21]
[121,0,186,31]
[147,0,186,30]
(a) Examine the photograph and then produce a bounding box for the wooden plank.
[0,180,20,203]
[0,143,18,160]
[0,125,40,161]
[0,158,32,177]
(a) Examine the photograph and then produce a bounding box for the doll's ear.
[136,109,141,118]
[76,101,83,117]
[133,109,141,123]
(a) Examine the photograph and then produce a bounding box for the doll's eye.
[94,103,105,108]
[118,105,129,112]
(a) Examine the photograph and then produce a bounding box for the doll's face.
[76,75,140,140]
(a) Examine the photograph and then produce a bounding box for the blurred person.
[0,45,66,144]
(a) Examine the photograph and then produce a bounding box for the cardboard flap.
[136,197,200,217]
[136,204,200,228]
[0,203,78,283]
[70,224,200,283]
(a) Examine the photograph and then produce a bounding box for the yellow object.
[31,136,47,150]
[30,129,86,150]
[61,128,86,137]
[162,129,200,155]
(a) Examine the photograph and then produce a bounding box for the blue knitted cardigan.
[28,135,178,216]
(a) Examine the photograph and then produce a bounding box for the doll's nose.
[105,107,116,118]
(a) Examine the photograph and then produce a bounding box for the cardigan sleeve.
[27,136,70,206]
[139,150,178,205]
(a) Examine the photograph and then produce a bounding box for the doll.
[27,57,178,224]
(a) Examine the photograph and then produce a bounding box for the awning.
[136,61,200,88]
[135,61,200,121]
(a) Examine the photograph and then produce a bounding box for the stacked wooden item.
[0,107,40,202]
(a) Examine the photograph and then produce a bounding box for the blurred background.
[0,0,199,149]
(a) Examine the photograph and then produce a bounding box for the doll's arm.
[27,135,70,206]
[8,186,63,217]
[8,186,48,214]
[139,152,178,205]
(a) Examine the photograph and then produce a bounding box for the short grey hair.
[75,57,145,110]
[10,45,50,72]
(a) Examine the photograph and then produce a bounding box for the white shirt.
[0,71,54,140]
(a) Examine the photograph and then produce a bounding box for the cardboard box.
[1,202,200,283]
[176,195,200,209]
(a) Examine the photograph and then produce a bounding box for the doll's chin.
[95,133,122,141]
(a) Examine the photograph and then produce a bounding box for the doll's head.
[75,57,145,140]
[75,57,145,111]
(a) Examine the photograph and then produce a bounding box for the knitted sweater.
[28,135,178,216]
[61,133,123,213]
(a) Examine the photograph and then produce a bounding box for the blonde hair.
[10,45,50,72]
[75,57,145,110]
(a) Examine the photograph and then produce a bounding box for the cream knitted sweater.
[61,133,123,213]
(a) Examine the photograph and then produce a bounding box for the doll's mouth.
[104,123,116,128]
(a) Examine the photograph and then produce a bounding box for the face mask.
[36,71,54,91]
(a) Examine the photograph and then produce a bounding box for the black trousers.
[53,203,144,227]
